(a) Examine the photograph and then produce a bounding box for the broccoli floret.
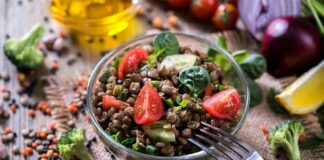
[57,128,94,160]
[3,24,45,70]
[269,121,304,160]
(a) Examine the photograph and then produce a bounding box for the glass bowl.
[86,33,250,160]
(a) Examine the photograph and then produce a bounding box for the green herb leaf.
[120,138,135,147]
[266,88,288,114]
[112,55,122,69]
[149,81,160,88]
[132,143,145,152]
[191,97,197,102]
[216,36,227,50]
[164,98,174,108]
[232,50,249,63]
[179,66,210,96]
[214,54,232,71]
[240,54,267,79]
[300,134,324,149]
[247,78,263,107]
[179,99,189,108]
[145,145,159,155]
[110,132,124,143]
[148,32,179,62]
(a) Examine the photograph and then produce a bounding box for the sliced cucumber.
[161,54,197,72]
[142,121,176,143]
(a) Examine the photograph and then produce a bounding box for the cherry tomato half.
[102,95,128,111]
[203,88,240,119]
[134,83,164,125]
[191,0,219,20]
[167,0,191,9]
[118,48,148,79]
[212,4,238,30]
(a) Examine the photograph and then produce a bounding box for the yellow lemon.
[276,60,324,114]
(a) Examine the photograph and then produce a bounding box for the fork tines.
[188,122,255,160]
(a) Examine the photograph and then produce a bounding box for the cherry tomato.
[191,0,218,20]
[102,95,128,111]
[203,88,240,119]
[134,83,164,125]
[118,48,148,79]
[167,0,191,9]
[204,83,214,97]
[212,4,238,30]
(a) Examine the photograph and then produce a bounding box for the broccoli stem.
[21,24,45,47]
[282,134,301,160]
[74,145,94,160]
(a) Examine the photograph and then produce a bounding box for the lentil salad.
[91,32,242,156]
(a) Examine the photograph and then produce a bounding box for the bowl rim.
[86,32,250,159]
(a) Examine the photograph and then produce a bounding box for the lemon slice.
[275,60,324,114]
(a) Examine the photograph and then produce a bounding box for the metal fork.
[188,122,263,160]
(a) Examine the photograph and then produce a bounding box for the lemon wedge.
[275,60,324,114]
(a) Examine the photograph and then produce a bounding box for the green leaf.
[179,99,189,108]
[112,55,122,69]
[179,66,210,96]
[214,54,232,71]
[232,50,249,63]
[247,78,263,107]
[145,145,159,155]
[164,98,174,108]
[120,138,135,147]
[132,143,145,152]
[110,132,124,143]
[266,88,288,114]
[239,54,267,79]
[148,32,179,62]
[216,36,227,50]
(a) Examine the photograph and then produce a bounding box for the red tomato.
[102,95,127,111]
[203,88,240,119]
[134,83,164,125]
[212,4,238,30]
[167,0,191,9]
[191,0,218,20]
[118,48,148,79]
[204,83,214,97]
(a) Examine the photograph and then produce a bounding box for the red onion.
[262,17,322,77]
[238,0,301,39]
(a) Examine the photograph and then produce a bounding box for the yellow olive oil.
[50,0,141,52]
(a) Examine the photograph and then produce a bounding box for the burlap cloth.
[43,31,323,160]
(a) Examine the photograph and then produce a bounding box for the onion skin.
[262,17,322,77]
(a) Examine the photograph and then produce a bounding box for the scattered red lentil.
[48,121,56,130]
[37,101,48,110]
[28,109,36,117]
[51,61,59,70]
[52,137,58,143]
[37,43,45,50]
[53,152,59,158]
[39,131,47,139]
[5,127,12,134]
[259,124,268,133]
[45,108,52,115]
[1,86,7,92]
[299,133,305,142]
[49,145,55,150]
[31,142,38,148]
[264,133,270,140]
[68,103,78,113]
[85,114,90,122]
[26,147,33,154]
[9,105,16,112]
[21,149,29,156]
[41,153,47,159]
